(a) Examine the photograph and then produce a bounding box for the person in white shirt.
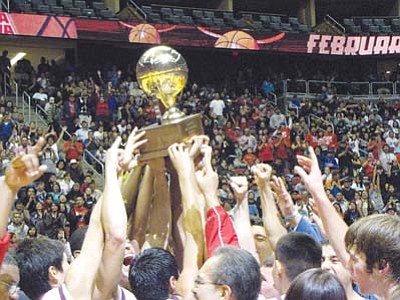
[209,93,225,124]
[379,144,397,175]
[75,120,90,143]
[32,87,48,106]
[269,108,286,129]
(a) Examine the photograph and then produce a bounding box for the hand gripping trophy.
[136,45,203,160]
[123,46,203,251]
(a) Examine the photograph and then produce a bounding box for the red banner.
[0,12,76,38]
[76,19,400,56]
[2,13,400,56]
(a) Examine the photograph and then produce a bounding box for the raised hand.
[120,128,147,172]
[294,147,325,196]
[168,143,193,177]
[270,176,296,217]
[5,137,47,192]
[252,163,272,188]
[229,176,248,202]
[105,136,124,174]
[194,144,218,197]
[188,135,209,159]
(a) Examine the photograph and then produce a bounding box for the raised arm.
[295,147,350,264]
[230,176,258,262]
[169,143,205,299]
[252,164,287,249]
[0,138,47,263]
[98,130,147,299]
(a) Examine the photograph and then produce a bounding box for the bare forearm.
[120,166,142,216]
[131,166,154,246]
[97,168,127,299]
[260,184,287,249]
[312,190,349,264]
[178,175,205,267]
[0,177,16,238]
[233,196,258,262]
[66,198,103,300]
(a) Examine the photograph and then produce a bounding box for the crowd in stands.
[0,49,398,300]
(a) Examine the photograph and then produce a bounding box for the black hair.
[1,253,18,267]
[286,268,347,300]
[15,238,65,300]
[69,226,88,254]
[275,232,322,282]
[129,248,179,300]
[210,246,261,300]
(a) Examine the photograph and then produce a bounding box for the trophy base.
[137,114,203,161]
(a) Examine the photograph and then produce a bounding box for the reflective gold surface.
[136,45,188,121]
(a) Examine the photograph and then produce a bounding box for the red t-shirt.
[0,233,10,266]
[205,206,239,257]
[258,143,274,162]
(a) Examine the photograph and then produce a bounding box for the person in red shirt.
[242,148,257,167]
[69,195,89,233]
[63,134,83,160]
[273,132,290,169]
[324,125,337,151]
[95,95,109,123]
[258,135,274,163]
[305,125,318,148]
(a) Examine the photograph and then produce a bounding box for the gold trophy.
[136,45,203,160]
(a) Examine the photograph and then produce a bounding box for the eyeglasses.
[0,281,20,294]
[193,278,222,289]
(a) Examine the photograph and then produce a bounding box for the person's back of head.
[275,232,322,291]
[69,226,88,258]
[286,268,347,300]
[129,248,179,300]
[206,246,261,300]
[15,237,66,300]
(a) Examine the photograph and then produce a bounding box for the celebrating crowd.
[0,52,398,300]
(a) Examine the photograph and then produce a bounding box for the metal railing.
[83,149,105,179]
[22,91,32,123]
[0,0,9,12]
[3,72,11,97]
[325,14,345,33]
[308,113,335,133]
[283,79,399,100]
[35,104,48,128]
[128,0,147,19]
[14,80,18,108]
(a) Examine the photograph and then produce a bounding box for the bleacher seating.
[142,4,311,33]
[11,0,116,20]
[342,17,400,35]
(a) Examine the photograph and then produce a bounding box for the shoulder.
[41,284,73,300]
[116,286,137,300]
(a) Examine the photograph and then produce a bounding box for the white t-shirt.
[210,99,225,116]
[41,284,73,300]
[41,285,136,300]
[32,92,48,102]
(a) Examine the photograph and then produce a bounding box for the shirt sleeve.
[205,206,239,257]
[294,216,325,243]
[0,233,11,266]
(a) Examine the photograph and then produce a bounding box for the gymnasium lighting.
[10,52,26,66]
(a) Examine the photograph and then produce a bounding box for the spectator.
[63,134,83,161]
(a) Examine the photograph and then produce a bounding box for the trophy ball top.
[136,46,188,104]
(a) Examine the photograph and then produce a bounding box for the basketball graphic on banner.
[128,24,160,44]
[215,31,259,50]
